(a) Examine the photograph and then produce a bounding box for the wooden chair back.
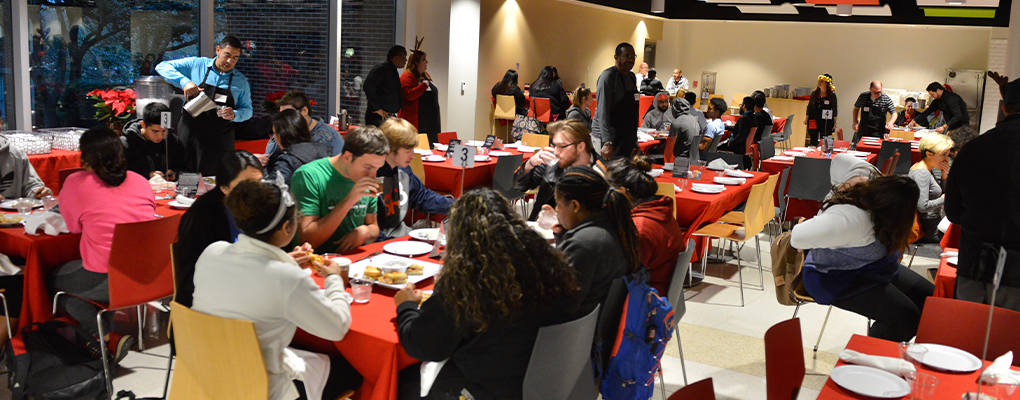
[168,301,267,400]
[656,182,676,201]
[522,133,549,148]
[494,95,516,120]
[416,134,430,150]
[410,156,426,181]
[890,129,914,141]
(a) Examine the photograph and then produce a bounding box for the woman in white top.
[191,177,361,400]
[791,175,934,342]
[909,134,954,243]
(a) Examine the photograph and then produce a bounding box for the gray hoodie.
[0,135,45,200]
[642,92,674,131]
[670,98,702,163]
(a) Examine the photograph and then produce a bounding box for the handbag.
[908,213,924,245]
[511,98,542,141]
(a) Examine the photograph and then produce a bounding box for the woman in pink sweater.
[53,127,156,363]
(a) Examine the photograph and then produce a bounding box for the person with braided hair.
[393,188,576,399]
[546,164,639,318]
[51,127,157,363]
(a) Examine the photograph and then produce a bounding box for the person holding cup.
[291,126,389,253]
[192,179,362,400]
[513,119,606,221]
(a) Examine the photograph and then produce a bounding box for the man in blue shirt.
[156,36,253,175]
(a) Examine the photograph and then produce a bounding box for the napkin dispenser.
[184,92,218,117]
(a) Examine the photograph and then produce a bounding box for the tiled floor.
[0,223,945,400]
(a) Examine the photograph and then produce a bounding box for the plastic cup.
[42,196,58,212]
[677,179,686,192]
[350,279,372,303]
[16,198,33,215]
[374,177,385,196]
[905,344,929,369]
[906,372,939,400]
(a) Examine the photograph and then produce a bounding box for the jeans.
[831,265,934,342]
[49,259,110,337]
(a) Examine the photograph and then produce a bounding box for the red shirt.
[633,196,686,294]
[398,70,429,129]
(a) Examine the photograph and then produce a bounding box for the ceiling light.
[836,4,852,16]
[946,0,966,4]
[652,0,664,13]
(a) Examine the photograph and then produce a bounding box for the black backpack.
[6,319,108,400]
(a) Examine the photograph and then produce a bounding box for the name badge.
[634,93,641,101]
[862,107,870,112]
[214,93,228,103]
[823,100,830,105]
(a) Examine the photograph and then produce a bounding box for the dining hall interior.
[0,0,1019,399]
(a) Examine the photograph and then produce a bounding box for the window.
[28,0,199,129]
[339,0,396,125]
[214,0,331,120]
[1,0,14,129]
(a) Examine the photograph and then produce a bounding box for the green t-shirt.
[291,158,378,253]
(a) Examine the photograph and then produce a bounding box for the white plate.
[725,169,754,178]
[474,155,491,162]
[502,143,518,148]
[517,146,539,153]
[713,177,745,185]
[846,151,871,157]
[829,365,911,398]
[784,151,806,157]
[434,144,448,151]
[168,200,192,209]
[489,151,512,157]
[947,256,958,265]
[409,228,440,243]
[913,343,983,372]
[422,155,446,162]
[383,241,434,257]
[347,254,442,290]
[691,184,725,194]
[0,199,43,211]
[770,156,795,161]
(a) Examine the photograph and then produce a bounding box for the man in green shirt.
[291,126,390,253]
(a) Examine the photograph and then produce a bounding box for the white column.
[446,0,480,138]
[1004,0,1020,79]
[328,0,342,116]
[12,0,30,130]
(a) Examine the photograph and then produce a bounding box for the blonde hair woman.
[909,134,955,243]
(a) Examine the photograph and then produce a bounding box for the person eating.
[0,134,52,201]
[514,119,605,221]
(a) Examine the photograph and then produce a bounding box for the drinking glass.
[883,133,891,140]
[16,198,33,215]
[677,179,687,192]
[350,279,372,303]
[906,372,939,400]
[42,196,58,212]
[374,177,385,196]
[979,372,1020,400]
[905,344,929,369]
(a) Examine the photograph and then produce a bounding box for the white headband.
[256,171,296,235]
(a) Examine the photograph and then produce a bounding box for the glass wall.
[1,0,15,129]
[28,0,199,129]
[339,0,396,125]
[214,0,331,119]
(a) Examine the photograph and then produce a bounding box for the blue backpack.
[599,272,675,399]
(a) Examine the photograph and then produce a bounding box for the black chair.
[759,135,776,161]
[491,154,526,214]
[704,152,747,170]
[782,157,832,221]
[876,141,912,175]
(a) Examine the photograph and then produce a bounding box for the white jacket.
[192,234,353,400]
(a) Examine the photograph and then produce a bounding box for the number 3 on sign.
[451,144,475,168]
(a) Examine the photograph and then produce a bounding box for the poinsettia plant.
[86,88,136,134]
[263,90,318,114]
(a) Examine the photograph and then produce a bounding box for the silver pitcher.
[183,92,218,117]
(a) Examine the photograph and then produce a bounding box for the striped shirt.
[854,92,896,115]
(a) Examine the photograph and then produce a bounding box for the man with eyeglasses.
[592,42,640,160]
[852,80,897,143]
[157,35,253,176]
[514,119,606,221]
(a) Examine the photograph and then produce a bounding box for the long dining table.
[4,197,187,330]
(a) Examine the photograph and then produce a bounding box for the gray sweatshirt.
[0,135,46,200]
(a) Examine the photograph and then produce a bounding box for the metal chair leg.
[657,369,667,400]
[161,346,175,398]
[815,306,833,355]
[736,244,744,307]
[907,245,919,269]
[0,293,10,339]
[755,236,764,291]
[792,301,802,318]
[136,305,146,351]
[52,291,66,316]
[674,329,689,386]
[96,310,114,399]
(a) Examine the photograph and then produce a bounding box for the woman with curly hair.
[394,188,577,399]
[791,175,934,342]
[804,74,838,146]
[51,127,156,362]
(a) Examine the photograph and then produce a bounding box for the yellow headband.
[818,75,835,91]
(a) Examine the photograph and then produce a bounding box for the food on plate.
[0,215,23,224]
[407,264,425,276]
[203,177,217,186]
[306,253,325,269]
[378,271,407,285]
[364,266,382,280]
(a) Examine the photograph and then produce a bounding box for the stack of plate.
[691,183,725,194]
[713,176,745,185]
[489,151,512,156]
[726,169,754,178]
[422,155,446,162]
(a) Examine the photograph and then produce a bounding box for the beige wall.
[474,0,664,139]
[669,20,991,132]
[404,0,452,131]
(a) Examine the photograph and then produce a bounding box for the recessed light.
[836,4,852,16]
[652,0,664,13]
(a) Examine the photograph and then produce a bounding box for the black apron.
[610,70,640,158]
[859,97,887,139]
[417,81,442,144]
[178,65,236,176]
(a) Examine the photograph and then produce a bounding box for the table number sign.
[443,139,462,158]
[160,112,173,129]
[482,135,496,149]
[822,136,834,154]
[450,144,475,169]
[178,173,200,198]
[821,109,834,120]
[672,157,690,178]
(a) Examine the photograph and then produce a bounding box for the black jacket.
[120,119,186,179]
[174,189,231,308]
[492,83,528,116]
[806,92,838,131]
[640,78,665,96]
[916,90,970,130]
[266,142,331,184]
[363,61,402,114]
[513,154,605,221]
[553,211,629,318]
[529,81,570,122]
[945,114,1020,286]
[724,112,759,155]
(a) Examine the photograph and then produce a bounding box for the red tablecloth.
[760,150,878,220]
[8,198,186,330]
[818,334,1014,399]
[421,149,533,197]
[292,237,435,400]
[639,139,661,154]
[934,249,958,299]
[234,138,271,154]
[28,150,82,195]
[854,139,922,164]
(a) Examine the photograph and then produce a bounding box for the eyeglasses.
[551,141,580,151]
[619,54,637,61]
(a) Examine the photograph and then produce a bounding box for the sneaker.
[106,333,135,365]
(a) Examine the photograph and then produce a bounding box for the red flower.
[265,91,286,103]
